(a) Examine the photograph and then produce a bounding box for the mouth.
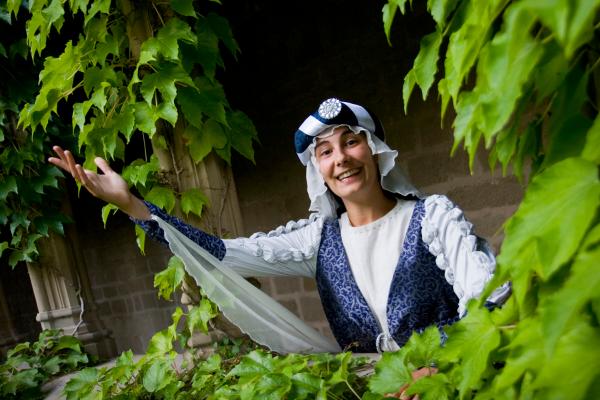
[336,168,361,181]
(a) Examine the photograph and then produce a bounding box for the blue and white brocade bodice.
[316,200,459,352]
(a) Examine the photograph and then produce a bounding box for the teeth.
[338,169,359,180]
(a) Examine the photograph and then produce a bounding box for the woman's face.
[314,126,380,204]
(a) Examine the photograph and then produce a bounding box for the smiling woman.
[49,98,511,356]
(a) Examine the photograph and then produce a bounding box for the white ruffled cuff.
[422,195,496,316]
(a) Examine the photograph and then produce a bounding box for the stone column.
[26,198,116,359]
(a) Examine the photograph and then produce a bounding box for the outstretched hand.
[48,146,151,220]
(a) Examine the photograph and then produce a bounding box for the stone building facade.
[1,0,523,355]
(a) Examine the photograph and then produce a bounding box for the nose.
[333,147,349,166]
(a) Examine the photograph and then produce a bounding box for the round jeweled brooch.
[318,98,342,119]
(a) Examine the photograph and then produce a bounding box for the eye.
[345,138,359,146]
[318,148,332,157]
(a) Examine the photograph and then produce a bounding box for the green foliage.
[0,329,90,399]
[1,0,259,262]
[0,8,72,268]
[377,0,600,398]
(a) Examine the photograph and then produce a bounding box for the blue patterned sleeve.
[131,201,226,261]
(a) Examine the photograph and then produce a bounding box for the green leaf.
[206,13,239,57]
[154,256,185,300]
[227,111,258,163]
[0,43,6,58]
[181,188,209,218]
[186,16,221,79]
[144,186,176,213]
[83,0,110,26]
[64,367,99,396]
[187,298,218,334]
[382,2,399,46]
[7,0,20,17]
[533,319,600,399]
[134,102,158,136]
[138,18,196,64]
[141,62,193,106]
[440,304,501,397]
[135,225,146,255]
[540,224,600,354]
[368,351,412,394]
[83,66,117,97]
[122,156,160,188]
[101,203,119,228]
[171,0,196,17]
[229,350,275,379]
[497,157,600,282]
[0,242,8,258]
[427,0,459,28]
[406,29,442,104]
[146,329,174,355]
[178,77,228,126]
[0,176,18,200]
[582,113,600,164]
[143,360,172,392]
[405,373,453,400]
[522,0,600,59]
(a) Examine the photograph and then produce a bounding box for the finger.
[75,164,92,187]
[63,150,79,179]
[95,157,114,175]
[48,156,69,171]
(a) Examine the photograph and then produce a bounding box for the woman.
[49,98,510,355]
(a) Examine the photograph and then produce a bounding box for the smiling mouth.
[337,168,360,181]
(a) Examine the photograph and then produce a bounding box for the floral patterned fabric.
[316,200,459,352]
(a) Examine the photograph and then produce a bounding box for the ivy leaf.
[290,372,325,399]
[134,102,158,136]
[171,0,196,18]
[181,188,209,218]
[122,156,160,188]
[154,256,186,301]
[403,29,442,112]
[7,0,20,17]
[188,16,221,79]
[440,304,500,397]
[497,157,600,283]
[382,2,399,46]
[64,367,99,396]
[177,77,227,126]
[83,66,117,97]
[229,350,275,380]
[368,351,412,394]
[83,0,110,26]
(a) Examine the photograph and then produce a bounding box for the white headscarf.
[304,125,423,218]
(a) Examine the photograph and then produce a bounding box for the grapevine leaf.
[0,176,18,200]
[413,29,442,101]
[522,0,600,59]
[533,319,600,399]
[54,335,82,353]
[581,113,600,164]
[135,225,146,255]
[382,2,399,46]
[83,0,110,26]
[83,66,117,97]
[101,203,119,228]
[146,329,173,355]
[0,242,8,258]
[139,18,196,64]
[206,13,239,57]
[427,0,459,28]
[154,256,186,301]
[145,186,176,213]
[404,326,442,368]
[134,102,157,136]
[229,350,275,380]
[187,298,218,335]
[181,188,209,218]
[177,77,227,126]
[497,157,600,282]
[184,124,211,163]
[405,373,453,400]
[189,16,221,79]
[140,62,194,106]
[143,360,171,392]
[171,0,196,18]
[440,304,500,397]
[368,351,412,394]
[227,111,258,163]
[540,224,600,354]
[122,156,160,188]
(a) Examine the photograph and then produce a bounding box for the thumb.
[95,157,114,175]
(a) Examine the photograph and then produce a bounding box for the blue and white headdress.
[295,98,422,217]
